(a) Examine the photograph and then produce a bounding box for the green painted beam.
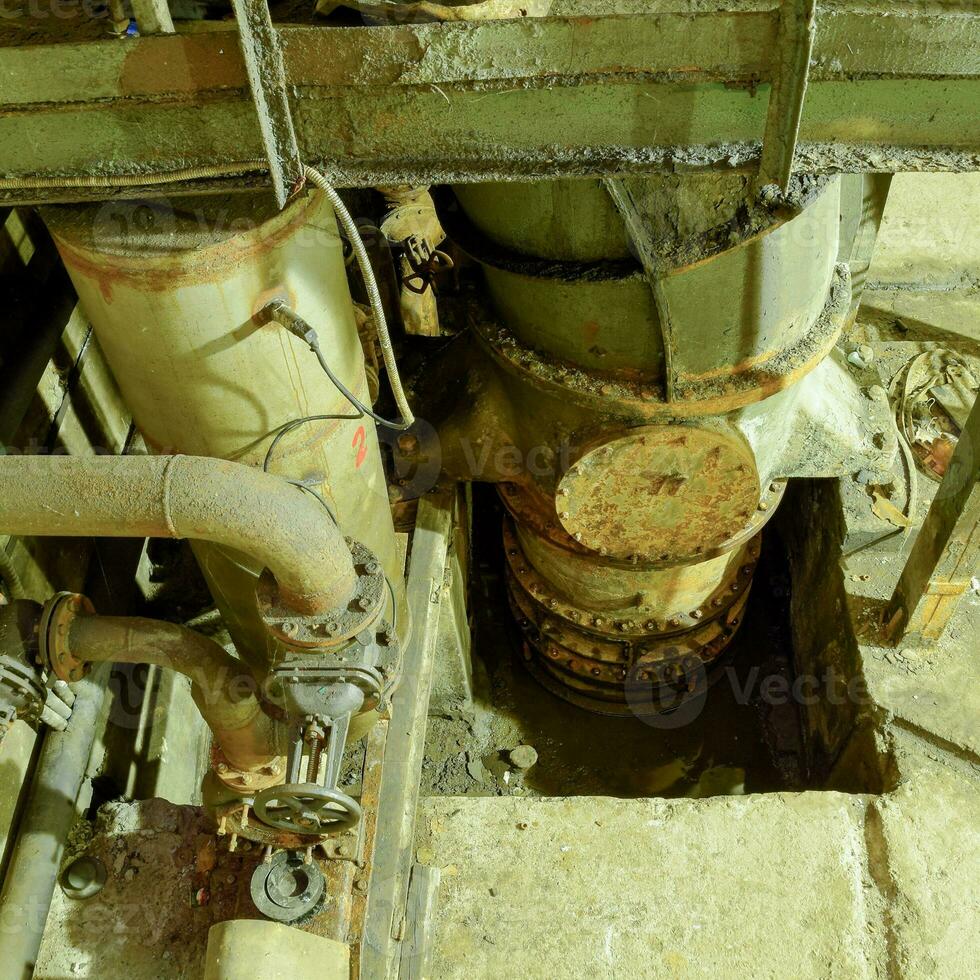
[0,2,978,201]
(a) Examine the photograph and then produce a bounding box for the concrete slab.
[417,793,884,980]
[872,767,980,979]
[864,593,980,762]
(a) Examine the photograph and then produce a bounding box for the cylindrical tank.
[43,190,406,673]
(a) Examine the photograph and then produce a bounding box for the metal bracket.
[230,0,303,208]
[758,0,817,190]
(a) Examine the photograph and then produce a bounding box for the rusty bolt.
[397,433,419,455]
[668,617,681,628]
[758,500,770,511]
[558,511,569,520]
[691,610,703,620]
[593,617,604,627]
[591,668,601,677]
[548,649,559,658]
[281,622,298,636]
[557,487,569,497]
[355,878,369,893]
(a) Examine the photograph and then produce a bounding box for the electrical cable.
[0,160,268,191]
[262,413,361,474]
[303,166,416,429]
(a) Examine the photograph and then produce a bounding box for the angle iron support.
[758,0,817,191]
[230,0,303,208]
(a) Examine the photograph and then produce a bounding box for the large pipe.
[0,453,356,615]
[0,667,107,980]
[42,189,408,666]
[68,616,279,772]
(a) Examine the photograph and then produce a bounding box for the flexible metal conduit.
[68,616,279,771]
[0,666,107,980]
[0,454,356,614]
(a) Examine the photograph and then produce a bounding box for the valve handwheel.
[253,782,362,835]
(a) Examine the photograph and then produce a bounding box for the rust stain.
[119,34,247,99]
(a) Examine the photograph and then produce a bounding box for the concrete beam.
[0,3,978,201]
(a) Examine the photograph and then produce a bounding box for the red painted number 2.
[352,425,368,469]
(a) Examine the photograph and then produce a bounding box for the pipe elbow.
[0,453,357,615]
[162,456,357,614]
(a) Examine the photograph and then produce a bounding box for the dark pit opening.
[421,483,884,800]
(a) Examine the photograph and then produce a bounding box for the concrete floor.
[414,175,980,980]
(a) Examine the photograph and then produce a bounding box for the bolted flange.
[39,592,95,684]
[504,516,757,716]
[257,538,387,650]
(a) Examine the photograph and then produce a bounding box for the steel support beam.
[757,0,816,190]
[230,0,303,207]
[0,3,978,202]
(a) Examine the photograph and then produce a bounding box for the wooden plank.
[360,490,453,979]
[397,864,441,980]
[886,393,980,642]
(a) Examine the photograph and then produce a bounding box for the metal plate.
[556,426,760,562]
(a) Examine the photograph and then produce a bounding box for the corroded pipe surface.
[0,453,356,615]
[68,615,279,772]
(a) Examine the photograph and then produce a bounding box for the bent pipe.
[68,615,280,773]
[0,453,357,615]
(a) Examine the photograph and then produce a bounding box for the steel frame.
[0,1,978,203]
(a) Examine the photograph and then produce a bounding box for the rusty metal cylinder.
[43,191,406,672]
[446,173,843,713]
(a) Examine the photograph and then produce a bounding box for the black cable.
[288,480,340,527]
[310,338,412,432]
[261,301,413,533]
[262,413,360,474]
[265,300,413,433]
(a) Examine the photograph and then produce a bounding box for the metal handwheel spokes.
[253,782,362,835]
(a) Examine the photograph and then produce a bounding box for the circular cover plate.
[556,426,760,562]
